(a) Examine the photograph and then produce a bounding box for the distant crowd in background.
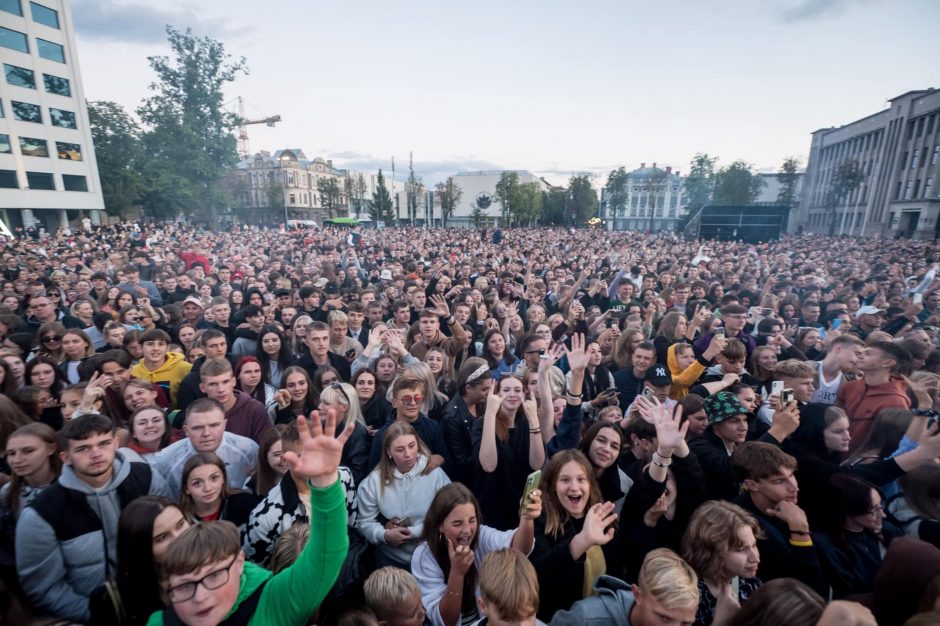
[1,221,940,625]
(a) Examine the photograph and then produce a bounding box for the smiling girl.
[179,453,256,531]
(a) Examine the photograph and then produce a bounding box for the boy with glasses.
[151,411,352,626]
[366,376,447,471]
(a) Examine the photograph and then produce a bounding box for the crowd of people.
[1,220,940,626]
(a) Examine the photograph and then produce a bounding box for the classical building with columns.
[0,0,104,234]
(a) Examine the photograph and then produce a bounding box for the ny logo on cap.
[656,367,666,377]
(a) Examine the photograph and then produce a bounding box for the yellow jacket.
[667,343,709,400]
[130,351,192,409]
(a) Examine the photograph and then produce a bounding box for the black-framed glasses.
[167,556,238,603]
[42,335,62,343]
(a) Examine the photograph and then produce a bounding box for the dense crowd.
[1,221,940,626]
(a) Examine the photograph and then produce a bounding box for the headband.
[466,364,490,384]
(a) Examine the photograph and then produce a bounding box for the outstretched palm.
[566,333,590,371]
[283,409,354,488]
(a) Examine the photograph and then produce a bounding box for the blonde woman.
[356,422,450,568]
[318,381,369,483]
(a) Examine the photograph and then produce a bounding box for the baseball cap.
[855,305,886,319]
[182,295,204,308]
[645,364,673,387]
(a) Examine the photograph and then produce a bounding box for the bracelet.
[651,457,671,468]
[565,388,583,398]
[654,451,673,459]
[529,428,542,434]
[445,590,462,597]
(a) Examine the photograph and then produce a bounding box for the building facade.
[446,170,551,227]
[0,0,104,233]
[799,89,940,239]
[599,163,687,231]
[236,149,386,224]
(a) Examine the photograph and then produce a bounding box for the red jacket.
[837,376,910,453]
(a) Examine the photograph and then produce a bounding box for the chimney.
[641,162,646,168]
[666,166,672,174]
[676,171,681,176]
[652,162,657,169]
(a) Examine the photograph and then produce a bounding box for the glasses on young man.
[42,335,62,343]
[167,556,238,603]
[398,394,424,406]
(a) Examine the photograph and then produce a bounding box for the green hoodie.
[146,479,349,626]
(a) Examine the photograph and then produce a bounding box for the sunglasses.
[42,335,62,343]
[397,394,424,406]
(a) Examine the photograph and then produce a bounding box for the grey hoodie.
[549,575,636,626]
[15,451,170,622]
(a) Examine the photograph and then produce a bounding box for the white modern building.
[445,170,551,227]
[0,0,104,233]
[599,163,688,231]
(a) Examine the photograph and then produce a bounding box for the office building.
[599,163,687,231]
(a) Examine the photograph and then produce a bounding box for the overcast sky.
[71,0,940,186]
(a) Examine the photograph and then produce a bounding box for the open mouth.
[565,493,584,508]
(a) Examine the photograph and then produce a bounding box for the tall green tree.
[512,181,543,226]
[371,169,394,223]
[827,159,865,235]
[469,193,488,228]
[87,100,144,216]
[137,26,247,224]
[435,177,463,227]
[568,174,598,226]
[683,153,717,219]
[713,160,764,205]
[605,166,630,220]
[541,190,567,225]
[317,177,341,218]
[494,171,520,226]
[777,157,801,207]
[406,155,424,224]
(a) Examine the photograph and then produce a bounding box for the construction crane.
[236,96,281,158]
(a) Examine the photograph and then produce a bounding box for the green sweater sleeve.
[250,478,349,626]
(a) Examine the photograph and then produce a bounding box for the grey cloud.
[71,0,250,44]
[325,153,506,185]
[777,0,877,22]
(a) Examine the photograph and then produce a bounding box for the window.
[933,145,940,166]
[36,38,64,63]
[4,63,35,88]
[0,169,17,189]
[0,134,10,153]
[55,141,81,160]
[49,107,75,128]
[42,73,69,96]
[913,179,921,198]
[25,171,53,189]
[0,0,22,16]
[62,174,87,191]
[12,100,41,123]
[29,2,58,28]
[912,149,919,169]
[0,26,28,53]
[928,115,936,137]
[905,181,913,200]
[926,178,934,198]
[900,152,908,171]
[0,99,3,117]
[18,136,48,157]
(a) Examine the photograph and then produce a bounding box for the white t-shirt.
[811,360,843,405]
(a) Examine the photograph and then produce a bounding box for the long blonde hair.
[376,422,430,495]
[319,382,364,429]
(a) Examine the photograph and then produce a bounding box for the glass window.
[49,107,75,128]
[0,169,17,189]
[0,99,4,117]
[29,2,58,28]
[36,38,64,63]
[0,134,11,153]
[26,171,54,190]
[0,26,28,53]
[12,100,41,123]
[42,73,69,96]
[18,136,48,157]
[0,0,22,16]
[5,63,35,88]
[62,174,87,191]
[55,141,81,160]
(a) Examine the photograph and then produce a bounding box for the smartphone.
[643,387,655,399]
[606,318,617,329]
[715,326,726,337]
[771,380,784,397]
[914,293,924,305]
[397,517,412,527]
[519,470,542,517]
[781,388,794,404]
[831,318,843,330]
[761,308,773,317]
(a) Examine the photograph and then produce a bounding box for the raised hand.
[282,409,354,488]
[521,489,542,521]
[430,294,451,318]
[650,400,688,454]
[539,342,567,372]
[578,502,618,546]
[367,326,384,348]
[484,379,503,416]
[565,333,590,372]
[274,388,292,409]
[522,388,539,427]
